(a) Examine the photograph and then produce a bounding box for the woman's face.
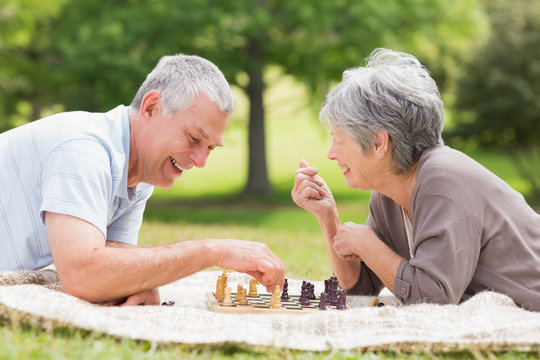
[327,126,378,190]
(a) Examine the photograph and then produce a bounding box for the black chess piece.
[324,279,329,294]
[308,283,316,300]
[336,289,347,310]
[281,278,289,301]
[300,288,311,306]
[318,292,327,310]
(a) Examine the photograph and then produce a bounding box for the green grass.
[1,71,538,359]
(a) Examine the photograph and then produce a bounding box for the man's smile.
[170,156,184,173]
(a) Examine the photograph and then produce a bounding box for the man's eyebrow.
[197,127,209,140]
[197,127,223,147]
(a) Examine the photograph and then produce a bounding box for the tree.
[0,0,67,131]
[153,0,484,195]
[1,0,484,195]
[450,0,540,202]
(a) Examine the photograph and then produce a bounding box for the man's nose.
[191,147,209,168]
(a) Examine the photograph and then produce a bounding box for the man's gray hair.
[131,54,233,115]
[320,48,444,174]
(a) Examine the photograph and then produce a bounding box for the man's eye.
[189,134,199,142]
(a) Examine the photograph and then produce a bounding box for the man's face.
[136,94,229,189]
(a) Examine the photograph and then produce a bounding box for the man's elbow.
[59,274,105,303]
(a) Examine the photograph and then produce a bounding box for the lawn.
[1,72,537,359]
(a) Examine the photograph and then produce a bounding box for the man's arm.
[46,212,284,303]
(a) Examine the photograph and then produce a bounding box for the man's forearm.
[61,239,218,303]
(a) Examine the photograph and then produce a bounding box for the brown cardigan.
[349,145,540,311]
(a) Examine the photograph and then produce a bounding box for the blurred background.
[1,0,539,277]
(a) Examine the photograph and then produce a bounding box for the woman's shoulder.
[414,145,515,205]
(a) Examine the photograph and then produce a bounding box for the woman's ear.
[139,90,162,121]
[373,131,389,159]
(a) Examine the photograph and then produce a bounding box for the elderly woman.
[292,48,540,311]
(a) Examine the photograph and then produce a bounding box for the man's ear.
[139,90,162,121]
[373,131,389,159]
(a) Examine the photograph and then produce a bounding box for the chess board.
[206,291,347,314]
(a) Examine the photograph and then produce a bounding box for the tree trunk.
[243,39,273,196]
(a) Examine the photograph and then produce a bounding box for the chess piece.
[221,271,228,288]
[328,276,339,306]
[270,285,281,309]
[369,297,380,307]
[216,276,225,302]
[281,278,289,301]
[318,292,328,310]
[222,287,233,306]
[238,287,248,305]
[235,284,243,302]
[300,287,311,306]
[308,283,316,300]
[336,289,347,310]
[248,278,259,297]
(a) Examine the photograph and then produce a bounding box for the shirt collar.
[117,105,133,200]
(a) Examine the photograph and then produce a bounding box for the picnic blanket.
[0,269,539,352]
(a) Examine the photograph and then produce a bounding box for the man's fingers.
[299,159,309,168]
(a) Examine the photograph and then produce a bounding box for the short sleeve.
[39,140,112,237]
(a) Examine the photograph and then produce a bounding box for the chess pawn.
[248,278,259,297]
[238,288,248,305]
[222,287,233,306]
[270,285,282,309]
[318,292,328,310]
[235,284,243,302]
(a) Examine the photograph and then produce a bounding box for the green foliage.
[0,0,485,121]
[0,0,68,130]
[450,0,540,201]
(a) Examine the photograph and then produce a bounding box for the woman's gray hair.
[131,54,233,115]
[320,48,444,174]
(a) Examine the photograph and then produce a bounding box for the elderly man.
[292,48,540,311]
[0,54,284,305]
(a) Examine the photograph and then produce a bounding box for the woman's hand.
[291,159,337,219]
[333,222,378,261]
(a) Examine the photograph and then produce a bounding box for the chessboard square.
[284,305,302,309]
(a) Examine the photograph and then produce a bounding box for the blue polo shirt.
[0,105,153,270]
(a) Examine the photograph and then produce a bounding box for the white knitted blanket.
[0,269,539,351]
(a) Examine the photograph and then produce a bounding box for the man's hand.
[291,159,337,219]
[210,239,284,292]
[100,288,160,307]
